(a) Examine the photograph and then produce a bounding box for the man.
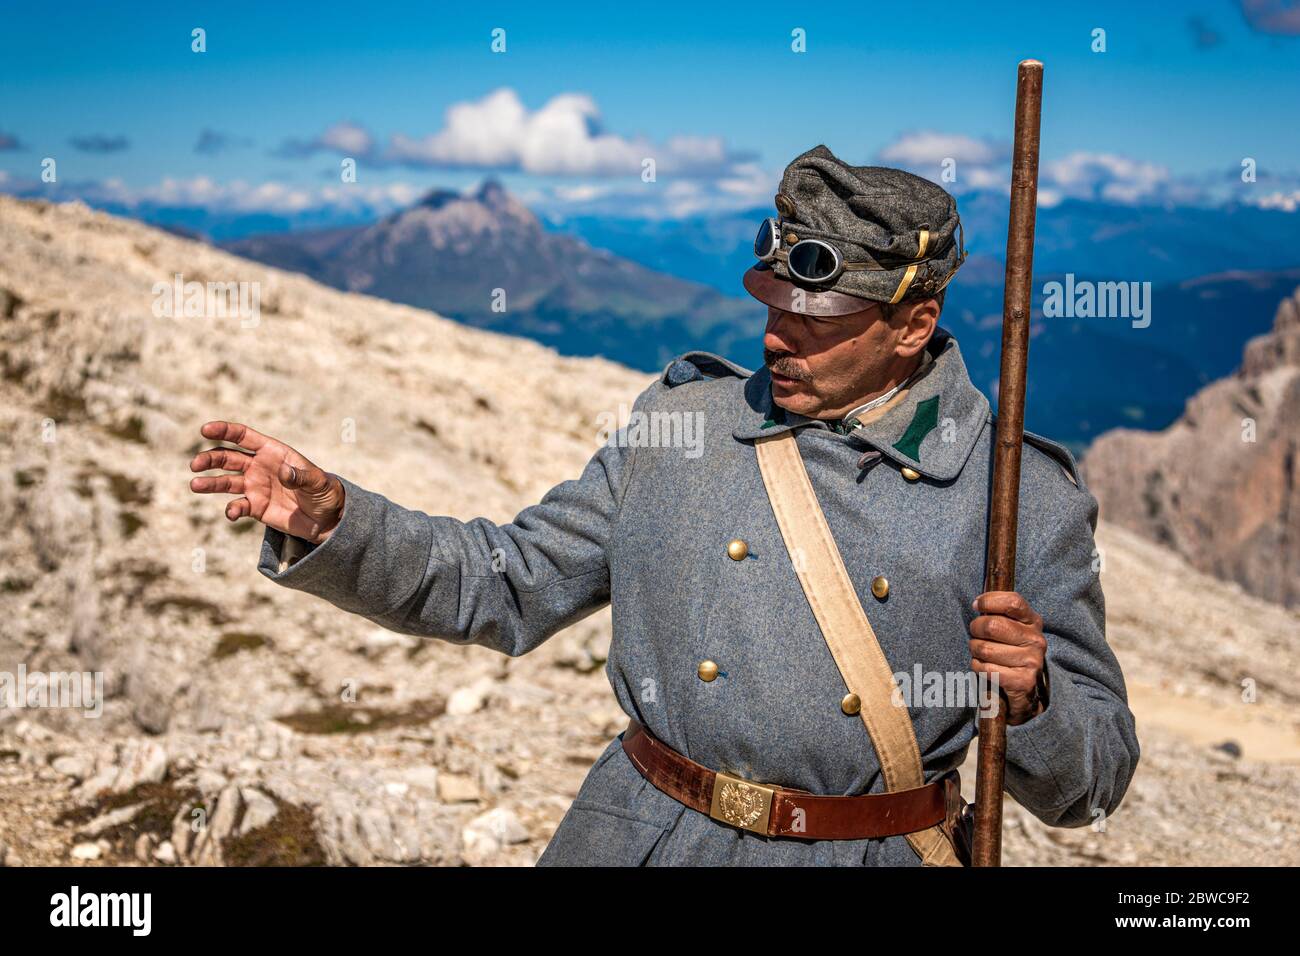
[189,145,1139,866]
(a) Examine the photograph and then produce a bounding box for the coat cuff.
[256,477,425,611]
[1003,654,1087,808]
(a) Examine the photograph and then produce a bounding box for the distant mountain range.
[224,181,760,373]
[939,266,1300,450]
[546,192,1300,295]
[217,180,1300,452]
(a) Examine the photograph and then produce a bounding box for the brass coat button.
[871,576,890,600]
[784,231,799,245]
[698,660,719,682]
[841,692,862,715]
[901,466,921,481]
[726,539,749,561]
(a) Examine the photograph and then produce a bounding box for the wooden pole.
[972,58,1044,868]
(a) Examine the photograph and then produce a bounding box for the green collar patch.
[760,404,789,430]
[891,395,939,461]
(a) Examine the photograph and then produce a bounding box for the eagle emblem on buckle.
[710,772,775,834]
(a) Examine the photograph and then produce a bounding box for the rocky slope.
[1084,288,1300,607]
[1,196,1297,867]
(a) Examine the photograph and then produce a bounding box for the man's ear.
[895,298,939,358]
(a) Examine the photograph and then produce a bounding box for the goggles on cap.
[753,216,966,289]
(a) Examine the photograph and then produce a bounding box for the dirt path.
[1127,682,1300,765]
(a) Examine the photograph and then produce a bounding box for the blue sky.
[2,0,1298,220]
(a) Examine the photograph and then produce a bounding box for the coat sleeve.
[1002,477,1141,828]
[254,387,652,657]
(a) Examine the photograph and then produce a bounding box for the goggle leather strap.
[774,249,889,273]
[775,248,949,275]
[769,218,966,297]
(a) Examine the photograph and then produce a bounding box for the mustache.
[764,350,812,382]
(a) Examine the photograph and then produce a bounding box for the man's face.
[763,300,933,420]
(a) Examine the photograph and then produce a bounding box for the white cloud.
[877,130,1216,207]
[878,131,1010,168]
[875,130,1013,196]
[295,88,751,177]
[715,161,779,203]
[1035,187,1064,208]
[1252,189,1300,212]
[528,170,775,220]
[2,174,424,217]
[962,165,1009,191]
[551,183,613,202]
[1043,152,1171,203]
[274,121,375,159]
[318,121,374,157]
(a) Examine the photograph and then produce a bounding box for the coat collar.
[732,327,990,482]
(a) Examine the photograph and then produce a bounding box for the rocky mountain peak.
[1084,284,1300,607]
[474,177,508,208]
[416,187,462,211]
[395,179,540,243]
[1242,292,1300,378]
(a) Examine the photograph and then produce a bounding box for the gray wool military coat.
[258,328,1140,866]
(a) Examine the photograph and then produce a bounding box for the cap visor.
[743,264,877,317]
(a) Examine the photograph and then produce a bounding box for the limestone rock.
[237,787,279,836]
[462,806,529,865]
[153,840,177,865]
[437,773,481,804]
[51,754,92,781]
[446,676,496,716]
[1085,289,1300,607]
[78,802,144,838]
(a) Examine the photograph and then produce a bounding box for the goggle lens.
[787,239,841,282]
[754,218,778,260]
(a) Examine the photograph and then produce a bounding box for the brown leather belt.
[621,719,957,841]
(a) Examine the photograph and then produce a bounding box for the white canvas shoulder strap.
[754,429,960,866]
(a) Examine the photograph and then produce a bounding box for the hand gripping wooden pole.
[972,58,1044,868]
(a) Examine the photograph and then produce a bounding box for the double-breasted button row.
[716,539,887,710]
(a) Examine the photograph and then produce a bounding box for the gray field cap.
[744,144,966,317]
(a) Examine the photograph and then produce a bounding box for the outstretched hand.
[189,421,345,544]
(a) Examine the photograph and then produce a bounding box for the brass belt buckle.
[710,771,775,835]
